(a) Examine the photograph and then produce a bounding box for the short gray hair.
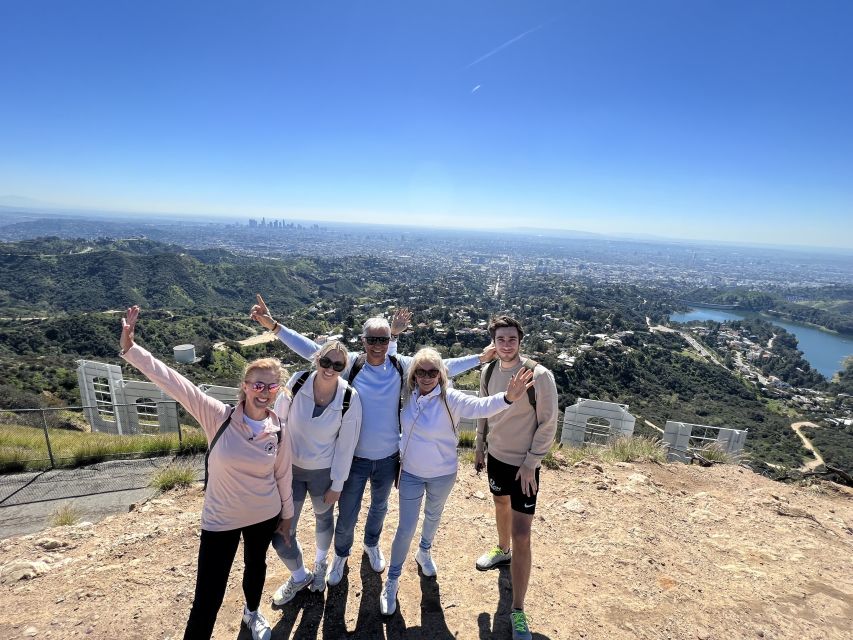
[361,317,390,336]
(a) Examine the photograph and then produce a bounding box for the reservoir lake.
[669,308,853,380]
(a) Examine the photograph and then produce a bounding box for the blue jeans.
[272,466,334,572]
[388,470,457,580]
[333,452,399,558]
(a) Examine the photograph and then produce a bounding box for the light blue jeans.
[333,453,399,557]
[272,465,334,571]
[388,469,457,580]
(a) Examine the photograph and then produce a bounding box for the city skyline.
[1,2,852,249]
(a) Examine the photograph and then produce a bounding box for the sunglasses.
[319,356,346,372]
[414,368,440,379]
[247,381,281,393]
[364,336,391,345]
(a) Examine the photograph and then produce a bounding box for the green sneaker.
[475,545,511,570]
[511,609,532,640]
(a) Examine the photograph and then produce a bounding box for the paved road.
[0,455,204,539]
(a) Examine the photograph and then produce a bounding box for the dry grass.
[151,463,198,491]
[50,502,81,527]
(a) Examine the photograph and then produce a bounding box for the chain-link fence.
[0,402,207,474]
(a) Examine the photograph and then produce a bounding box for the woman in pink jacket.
[119,306,293,640]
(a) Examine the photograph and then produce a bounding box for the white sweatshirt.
[274,371,362,491]
[399,386,511,478]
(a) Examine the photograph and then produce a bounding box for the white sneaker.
[475,545,512,571]
[272,571,314,605]
[308,560,327,592]
[364,543,386,573]
[379,577,399,616]
[415,547,437,577]
[242,607,272,640]
[326,554,348,587]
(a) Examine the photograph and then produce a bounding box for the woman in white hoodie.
[270,340,362,604]
[379,347,533,615]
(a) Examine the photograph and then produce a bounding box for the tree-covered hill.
[0,237,350,315]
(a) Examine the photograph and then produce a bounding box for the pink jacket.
[122,344,294,531]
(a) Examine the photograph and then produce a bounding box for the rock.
[563,499,586,514]
[472,491,486,500]
[36,538,67,551]
[696,628,711,639]
[23,627,38,637]
[0,560,50,584]
[627,473,649,485]
[591,463,604,473]
[595,482,609,490]
[614,462,634,468]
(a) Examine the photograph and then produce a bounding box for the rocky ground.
[1,459,851,640]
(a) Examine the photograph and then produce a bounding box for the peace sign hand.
[505,368,534,403]
[120,305,140,353]
[250,293,277,331]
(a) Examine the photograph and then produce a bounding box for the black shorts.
[486,453,540,515]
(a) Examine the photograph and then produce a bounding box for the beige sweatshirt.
[475,357,558,469]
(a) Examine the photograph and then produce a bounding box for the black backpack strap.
[290,370,311,398]
[523,358,538,409]
[342,384,353,417]
[388,355,404,429]
[347,354,367,384]
[204,404,235,490]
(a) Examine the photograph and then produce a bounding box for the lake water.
[669,309,853,379]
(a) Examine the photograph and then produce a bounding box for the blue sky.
[1,1,851,248]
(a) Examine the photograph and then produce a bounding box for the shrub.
[601,436,667,463]
[151,463,198,491]
[50,502,81,527]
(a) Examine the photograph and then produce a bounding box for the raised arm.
[444,342,496,377]
[251,293,323,361]
[119,306,229,441]
[450,367,534,420]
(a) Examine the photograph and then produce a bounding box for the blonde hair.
[312,340,349,370]
[238,357,289,403]
[406,348,448,397]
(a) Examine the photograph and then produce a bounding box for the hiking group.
[118,295,557,640]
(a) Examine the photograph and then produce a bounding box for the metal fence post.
[40,409,57,469]
[177,420,183,447]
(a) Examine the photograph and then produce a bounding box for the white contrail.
[471,84,481,94]
[465,24,544,69]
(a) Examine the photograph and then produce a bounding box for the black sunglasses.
[364,336,391,345]
[318,356,346,372]
[414,368,440,379]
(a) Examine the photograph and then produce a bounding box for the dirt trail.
[791,421,826,471]
[1,461,852,639]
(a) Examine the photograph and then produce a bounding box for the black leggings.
[183,514,278,640]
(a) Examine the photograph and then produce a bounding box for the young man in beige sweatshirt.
[474,316,558,640]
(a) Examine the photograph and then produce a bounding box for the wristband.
[503,395,513,405]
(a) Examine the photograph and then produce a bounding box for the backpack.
[482,358,538,408]
[204,404,282,490]
[290,370,354,416]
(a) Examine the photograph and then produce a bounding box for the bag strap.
[442,393,457,438]
[297,369,354,418]
[204,404,235,490]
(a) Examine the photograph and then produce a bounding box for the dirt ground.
[1,460,851,640]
